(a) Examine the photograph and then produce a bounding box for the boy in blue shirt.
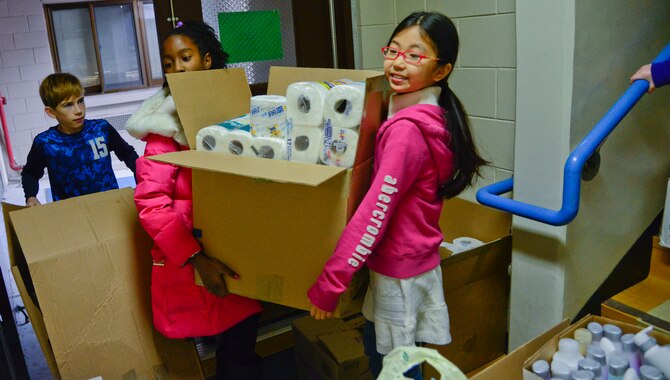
[21,73,139,206]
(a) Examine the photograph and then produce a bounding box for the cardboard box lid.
[318,328,365,364]
[440,197,511,244]
[150,150,347,186]
[167,68,251,149]
[266,66,382,96]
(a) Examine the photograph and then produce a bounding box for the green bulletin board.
[218,10,283,63]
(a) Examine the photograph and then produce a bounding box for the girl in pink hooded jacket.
[307,12,487,379]
[126,21,262,380]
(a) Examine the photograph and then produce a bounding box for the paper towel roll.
[288,123,323,164]
[285,82,330,127]
[251,137,287,160]
[195,126,229,152]
[250,95,288,138]
[219,130,255,156]
[320,120,359,168]
[323,82,366,129]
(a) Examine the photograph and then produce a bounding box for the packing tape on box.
[250,95,288,139]
[251,136,287,160]
[220,130,255,157]
[320,120,358,168]
[288,123,323,164]
[195,126,229,152]
[322,82,366,129]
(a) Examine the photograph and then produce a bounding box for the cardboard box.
[522,315,670,380]
[424,197,512,375]
[151,67,387,315]
[601,236,670,332]
[3,189,204,379]
[468,319,570,380]
[292,314,372,380]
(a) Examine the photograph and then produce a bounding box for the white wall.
[352,0,517,202]
[510,0,670,348]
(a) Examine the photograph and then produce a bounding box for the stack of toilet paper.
[195,126,287,160]
[285,80,365,167]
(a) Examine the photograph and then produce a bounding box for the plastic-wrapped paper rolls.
[323,82,366,129]
[288,123,323,164]
[250,95,288,138]
[195,126,229,152]
[285,82,330,126]
[218,113,251,133]
[320,120,359,168]
[220,130,255,157]
[251,137,287,160]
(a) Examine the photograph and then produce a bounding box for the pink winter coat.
[127,88,262,339]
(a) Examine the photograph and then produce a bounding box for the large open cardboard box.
[601,236,670,332]
[423,197,512,375]
[3,189,203,379]
[151,67,386,316]
[522,315,670,380]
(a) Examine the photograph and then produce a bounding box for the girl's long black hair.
[161,21,229,87]
[389,12,488,199]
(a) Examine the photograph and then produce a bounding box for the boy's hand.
[309,302,333,320]
[26,197,41,207]
[631,64,656,93]
[188,252,239,298]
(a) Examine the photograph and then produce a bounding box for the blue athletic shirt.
[21,119,138,201]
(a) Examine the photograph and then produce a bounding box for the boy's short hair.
[39,73,84,108]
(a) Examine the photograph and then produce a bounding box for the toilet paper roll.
[288,123,323,164]
[218,113,251,133]
[219,130,255,157]
[285,82,330,127]
[250,95,288,138]
[195,126,229,152]
[251,137,287,160]
[323,82,366,129]
[320,120,359,168]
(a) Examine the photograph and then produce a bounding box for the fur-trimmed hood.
[125,87,188,146]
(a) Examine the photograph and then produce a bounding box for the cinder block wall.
[352,0,517,201]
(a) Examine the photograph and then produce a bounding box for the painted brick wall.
[353,0,516,201]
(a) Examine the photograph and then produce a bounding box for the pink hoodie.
[308,88,456,312]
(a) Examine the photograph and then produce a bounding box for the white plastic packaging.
[633,326,670,379]
[553,338,584,374]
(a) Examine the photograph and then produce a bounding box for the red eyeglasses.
[381,46,440,65]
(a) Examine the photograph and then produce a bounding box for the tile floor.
[0,178,299,380]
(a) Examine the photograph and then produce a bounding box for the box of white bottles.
[523,315,670,380]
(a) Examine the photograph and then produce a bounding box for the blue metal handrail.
[476,42,670,226]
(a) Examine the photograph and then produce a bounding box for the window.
[45,0,162,94]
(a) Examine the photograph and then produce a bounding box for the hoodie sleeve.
[652,60,670,88]
[134,134,201,266]
[307,121,430,312]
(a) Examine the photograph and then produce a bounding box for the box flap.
[470,318,570,380]
[167,68,251,149]
[318,328,365,364]
[266,66,382,95]
[2,202,25,267]
[441,197,511,243]
[150,150,347,186]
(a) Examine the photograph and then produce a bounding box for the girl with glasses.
[307,11,487,379]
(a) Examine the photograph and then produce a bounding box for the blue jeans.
[363,320,422,380]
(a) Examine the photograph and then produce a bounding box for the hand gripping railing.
[476,42,670,226]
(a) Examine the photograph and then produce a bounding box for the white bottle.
[552,359,572,380]
[553,338,585,374]
[572,370,595,380]
[588,322,604,348]
[575,328,594,356]
[586,345,608,380]
[622,368,640,380]
[639,364,663,380]
[620,333,640,373]
[608,354,630,380]
[578,358,602,380]
[633,326,670,379]
[604,324,623,353]
[533,359,552,380]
